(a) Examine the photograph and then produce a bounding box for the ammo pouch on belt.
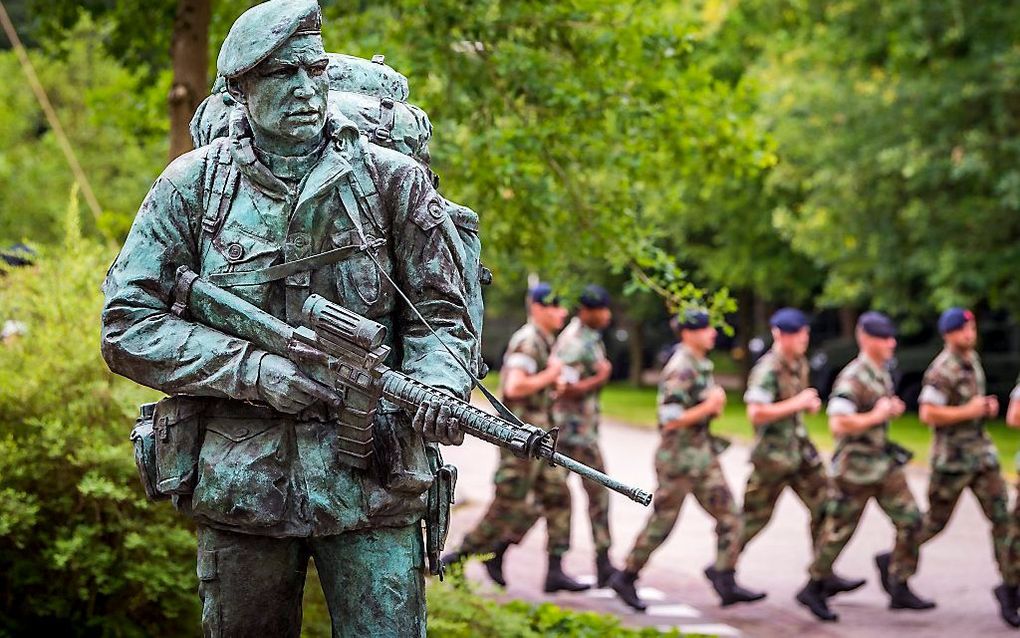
[885,441,914,467]
[710,434,732,456]
[424,444,457,579]
[371,408,434,495]
[130,397,203,501]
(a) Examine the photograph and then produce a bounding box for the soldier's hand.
[705,386,727,415]
[415,400,464,446]
[798,388,822,414]
[872,397,894,421]
[889,397,907,418]
[965,396,988,420]
[985,395,1000,418]
[257,354,343,414]
[596,359,613,377]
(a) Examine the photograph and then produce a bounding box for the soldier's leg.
[971,467,1014,584]
[567,441,613,552]
[313,523,426,638]
[693,458,743,572]
[195,525,309,638]
[459,452,538,554]
[624,472,691,574]
[875,467,923,581]
[917,470,968,545]
[808,480,872,580]
[535,461,573,556]
[790,463,831,551]
[740,466,787,551]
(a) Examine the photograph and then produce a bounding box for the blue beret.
[938,307,974,335]
[217,0,322,80]
[528,283,559,306]
[672,309,710,331]
[770,307,809,333]
[579,285,611,309]
[858,311,897,338]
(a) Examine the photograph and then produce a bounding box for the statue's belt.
[207,238,385,287]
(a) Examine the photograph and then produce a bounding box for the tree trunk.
[839,306,857,338]
[167,0,210,163]
[626,316,644,386]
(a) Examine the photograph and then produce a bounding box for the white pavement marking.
[644,603,702,618]
[662,623,741,637]
[637,587,667,601]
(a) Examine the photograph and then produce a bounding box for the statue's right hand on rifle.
[256,354,344,414]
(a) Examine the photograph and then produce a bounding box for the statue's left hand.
[414,401,464,446]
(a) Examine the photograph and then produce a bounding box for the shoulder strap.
[201,142,239,238]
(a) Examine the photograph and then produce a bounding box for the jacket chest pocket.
[203,231,282,305]
[330,226,393,316]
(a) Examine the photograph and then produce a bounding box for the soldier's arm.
[1007,383,1020,428]
[383,154,475,399]
[101,173,265,400]
[825,375,892,435]
[744,364,814,426]
[660,371,725,431]
[503,365,560,400]
[917,369,986,427]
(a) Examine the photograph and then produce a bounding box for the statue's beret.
[217,0,322,80]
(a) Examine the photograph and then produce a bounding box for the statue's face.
[241,34,329,146]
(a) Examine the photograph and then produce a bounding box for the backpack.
[195,54,489,378]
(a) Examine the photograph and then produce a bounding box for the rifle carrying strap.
[207,239,384,287]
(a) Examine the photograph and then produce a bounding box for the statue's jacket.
[101,112,474,537]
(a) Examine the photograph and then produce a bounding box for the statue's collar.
[228,109,360,202]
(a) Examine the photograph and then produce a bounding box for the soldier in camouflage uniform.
[443,284,590,593]
[610,310,764,611]
[551,285,617,586]
[1004,373,1020,628]
[741,308,863,598]
[796,312,934,622]
[917,308,1016,627]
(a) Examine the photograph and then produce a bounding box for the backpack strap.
[201,141,239,238]
[371,97,397,146]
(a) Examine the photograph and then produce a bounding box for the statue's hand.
[257,354,342,414]
[414,400,464,446]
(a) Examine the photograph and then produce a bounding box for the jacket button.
[226,243,244,261]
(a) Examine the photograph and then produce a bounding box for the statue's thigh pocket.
[195,419,289,527]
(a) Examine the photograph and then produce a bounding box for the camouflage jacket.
[826,356,897,484]
[102,111,476,536]
[1013,375,1020,472]
[919,348,998,473]
[551,317,607,445]
[743,349,821,473]
[501,321,556,428]
[655,345,720,475]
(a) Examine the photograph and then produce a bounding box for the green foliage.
[0,21,168,245]
[0,198,196,636]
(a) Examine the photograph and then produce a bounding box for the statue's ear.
[225,78,247,106]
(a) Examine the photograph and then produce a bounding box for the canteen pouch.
[130,402,167,501]
[424,444,457,579]
[153,396,204,496]
[886,441,914,467]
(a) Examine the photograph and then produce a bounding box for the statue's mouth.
[286,108,321,121]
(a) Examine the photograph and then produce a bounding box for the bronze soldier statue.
[102,1,475,634]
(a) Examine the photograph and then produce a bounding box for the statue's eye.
[309,62,328,77]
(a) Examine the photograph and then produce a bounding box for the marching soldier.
[609,310,764,611]
[443,284,590,593]
[741,308,863,597]
[552,285,617,586]
[796,312,933,622]
[917,308,1015,626]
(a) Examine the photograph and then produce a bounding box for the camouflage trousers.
[809,467,921,581]
[558,437,612,552]
[740,459,829,552]
[1008,483,1020,585]
[458,448,572,556]
[917,467,1013,584]
[196,523,425,638]
[625,456,741,574]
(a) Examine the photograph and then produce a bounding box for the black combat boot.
[482,541,510,587]
[704,565,767,607]
[796,579,839,621]
[608,569,647,612]
[544,554,591,593]
[823,572,866,598]
[993,583,1020,628]
[874,552,892,595]
[596,549,619,588]
[888,580,936,611]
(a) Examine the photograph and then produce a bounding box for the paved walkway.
[440,416,1019,637]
